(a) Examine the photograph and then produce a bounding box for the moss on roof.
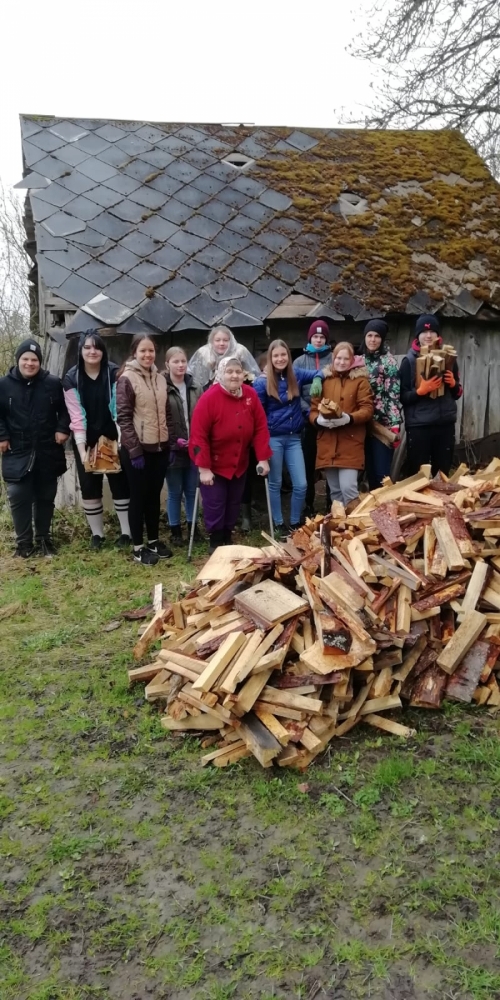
[252,128,500,311]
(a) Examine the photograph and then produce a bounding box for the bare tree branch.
[350,0,500,174]
[0,184,31,374]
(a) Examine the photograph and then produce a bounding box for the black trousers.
[406,423,455,477]
[5,468,58,546]
[73,443,129,502]
[121,449,168,546]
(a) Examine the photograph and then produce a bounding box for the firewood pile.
[127,459,500,770]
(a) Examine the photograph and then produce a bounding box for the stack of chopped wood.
[127,459,500,770]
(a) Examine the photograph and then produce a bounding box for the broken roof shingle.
[20,116,500,331]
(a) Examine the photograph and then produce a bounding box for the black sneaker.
[169,525,183,546]
[132,547,159,566]
[273,523,290,541]
[289,523,302,532]
[208,530,224,554]
[147,540,172,559]
[90,535,104,551]
[223,529,233,545]
[14,543,35,558]
[37,538,57,558]
[115,534,131,548]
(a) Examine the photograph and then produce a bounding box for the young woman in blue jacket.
[254,339,322,537]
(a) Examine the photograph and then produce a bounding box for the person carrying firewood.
[309,342,374,510]
[358,319,402,489]
[399,314,462,476]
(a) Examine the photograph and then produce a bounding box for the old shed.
[18,116,500,448]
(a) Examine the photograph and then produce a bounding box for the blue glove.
[131,455,145,470]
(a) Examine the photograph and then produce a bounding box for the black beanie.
[415,314,440,335]
[15,339,43,364]
[363,319,388,340]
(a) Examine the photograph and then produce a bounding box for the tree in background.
[0,186,31,374]
[351,0,500,175]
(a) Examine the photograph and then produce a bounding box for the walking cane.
[256,463,274,540]
[187,484,201,562]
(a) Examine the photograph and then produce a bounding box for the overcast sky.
[0,0,376,189]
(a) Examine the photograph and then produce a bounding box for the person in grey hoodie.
[293,319,334,516]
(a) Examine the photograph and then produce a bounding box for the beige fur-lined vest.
[121,361,168,446]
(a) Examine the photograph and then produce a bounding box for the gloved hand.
[417,375,442,396]
[176,437,189,448]
[444,370,456,388]
[316,414,337,429]
[131,455,145,470]
[329,413,351,428]
[310,376,323,397]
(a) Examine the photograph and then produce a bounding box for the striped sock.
[83,499,104,537]
[113,499,130,536]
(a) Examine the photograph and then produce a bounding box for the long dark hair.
[117,333,156,377]
[266,339,299,401]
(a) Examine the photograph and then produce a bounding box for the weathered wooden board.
[235,579,308,628]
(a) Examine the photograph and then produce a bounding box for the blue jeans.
[365,436,393,490]
[269,434,307,525]
[165,462,198,525]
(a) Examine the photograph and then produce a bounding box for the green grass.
[1,496,500,999]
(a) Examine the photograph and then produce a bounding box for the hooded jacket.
[0,366,69,481]
[309,360,374,470]
[116,361,169,458]
[400,338,462,428]
[63,347,119,448]
[165,372,202,469]
[293,344,333,414]
[188,330,260,389]
[189,383,271,479]
[360,345,402,428]
[253,367,323,436]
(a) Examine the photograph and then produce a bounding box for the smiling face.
[222,362,244,393]
[167,351,187,380]
[365,331,382,352]
[418,329,436,347]
[333,349,352,373]
[310,332,327,349]
[134,338,156,369]
[212,330,231,355]
[82,338,103,366]
[18,352,41,379]
[271,345,289,371]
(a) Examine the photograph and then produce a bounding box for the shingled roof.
[18,116,500,334]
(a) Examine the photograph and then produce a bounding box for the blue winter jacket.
[253,368,323,436]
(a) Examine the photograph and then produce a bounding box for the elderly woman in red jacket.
[189,356,271,552]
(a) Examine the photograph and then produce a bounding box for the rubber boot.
[240,503,251,533]
[208,530,224,554]
[170,524,183,546]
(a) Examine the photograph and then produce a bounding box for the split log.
[437,611,487,674]
[445,640,491,703]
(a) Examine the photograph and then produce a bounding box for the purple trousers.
[200,472,247,532]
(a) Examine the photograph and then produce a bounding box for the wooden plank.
[196,544,264,582]
[260,686,323,714]
[219,631,264,693]
[358,695,402,716]
[300,727,323,752]
[238,712,282,767]
[152,583,163,613]
[144,668,172,701]
[319,570,365,611]
[393,635,428,682]
[192,632,247,692]
[158,649,204,673]
[369,666,393,699]
[371,470,430,502]
[432,517,467,571]
[235,579,308,628]
[253,706,291,745]
[160,713,221,731]
[396,585,412,634]
[201,740,247,764]
[412,579,468,613]
[133,607,171,661]
[446,640,491,702]
[231,668,274,717]
[128,661,164,684]
[363,714,416,737]
[300,635,375,674]
[437,610,486,674]
[347,538,372,580]
[369,502,405,546]
[254,700,306,721]
[461,560,489,614]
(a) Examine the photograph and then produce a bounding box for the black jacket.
[0,366,70,481]
[399,340,462,428]
[165,372,201,469]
